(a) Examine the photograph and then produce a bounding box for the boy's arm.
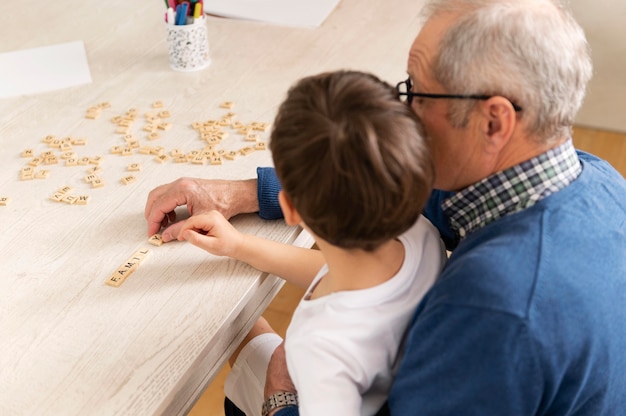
[179,211,323,289]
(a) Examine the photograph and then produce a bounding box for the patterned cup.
[165,17,211,72]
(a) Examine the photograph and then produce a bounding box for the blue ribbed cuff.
[274,405,299,416]
[257,167,284,220]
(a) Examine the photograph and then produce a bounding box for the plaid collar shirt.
[442,139,582,240]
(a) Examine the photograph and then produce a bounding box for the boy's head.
[270,70,434,251]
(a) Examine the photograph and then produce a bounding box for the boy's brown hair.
[270,70,434,251]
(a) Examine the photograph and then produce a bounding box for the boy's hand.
[177,210,244,258]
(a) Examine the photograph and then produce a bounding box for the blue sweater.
[258,151,626,415]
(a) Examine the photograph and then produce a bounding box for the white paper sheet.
[204,0,340,28]
[0,41,92,99]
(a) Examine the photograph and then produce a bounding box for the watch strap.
[261,391,298,416]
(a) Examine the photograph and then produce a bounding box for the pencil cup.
[165,18,211,72]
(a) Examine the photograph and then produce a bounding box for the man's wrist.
[262,391,298,416]
[229,179,259,216]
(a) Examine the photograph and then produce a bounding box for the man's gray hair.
[421,0,593,143]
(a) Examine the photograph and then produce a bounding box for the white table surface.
[0,0,424,414]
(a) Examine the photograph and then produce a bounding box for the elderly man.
[145,0,626,414]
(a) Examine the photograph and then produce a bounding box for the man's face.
[406,13,488,192]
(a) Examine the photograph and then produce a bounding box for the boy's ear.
[278,190,302,226]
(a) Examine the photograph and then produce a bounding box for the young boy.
[177,70,446,415]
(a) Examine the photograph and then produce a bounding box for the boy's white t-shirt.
[285,215,446,416]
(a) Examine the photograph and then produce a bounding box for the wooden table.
[0,0,424,414]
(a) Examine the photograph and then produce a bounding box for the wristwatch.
[261,391,298,416]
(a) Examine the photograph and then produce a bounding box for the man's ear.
[480,96,517,154]
[278,190,302,226]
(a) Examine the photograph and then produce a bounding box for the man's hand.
[144,177,259,242]
[264,341,297,415]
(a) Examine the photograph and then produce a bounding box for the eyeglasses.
[396,78,522,112]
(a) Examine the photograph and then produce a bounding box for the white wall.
[571,0,626,133]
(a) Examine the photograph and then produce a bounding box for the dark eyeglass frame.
[396,78,522,112]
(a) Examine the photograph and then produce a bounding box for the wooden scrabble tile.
[98,101,112,109]
[105,248,152,287]
[157,122,172,131]
[74,195,91,205]
[105,263,137,287]
[90,156,104,165]
[191,155,205,165]
[121,175,136,185]
[240,146,255,155]
[78,157,91,165]
[87,166,102,174]
[128,163,141,171]
[71,138,88,146]
[29,157,43,167]
[224,151,238,160]
[131,248,152,261]
[91,178,105,188]
[43,155,58,165]
[0,197,11,206]
[158,110,171,118]
[254,141,267,150]
[111,145,123,154]
[85,110,101,119]
[147,132,160,141]
[57,186,73,194]
[148,234,164,246]
[50,192,65,202]
[252,122,271,132]
[61,151,77,160]
[42,135,56,144]
[220,101,234,109]
[85,174,99,183]
[62,194,78,205]
[21,149,34,158]
[245,133,260,142]
[210,156,223,165]
[35,170,51,179]
[152,100,164,108]
[155,154,170,163]
[121,148,134,156]
[65,158,78,166]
